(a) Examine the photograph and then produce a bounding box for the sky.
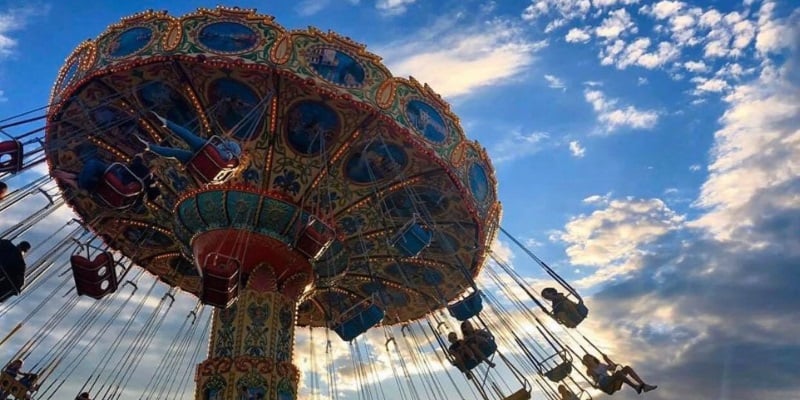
[0,0,798,399]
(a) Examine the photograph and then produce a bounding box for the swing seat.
[390,219,432,257]
[0,140,23,173]
[187,136,239,184]
[70,252,119,300]
[332,302,384,341]
[200,252,240,308]
[294,217,335,261]
[544,361,573,382]
[95,163,143,209]
[448,290,483,321]
[554,301,589,328]
[0,372,29,399]
[0,269,22,303]
[503,388,531,400]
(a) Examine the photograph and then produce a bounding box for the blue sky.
[0,0,798,399]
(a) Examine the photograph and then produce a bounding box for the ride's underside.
[44,7,501,326]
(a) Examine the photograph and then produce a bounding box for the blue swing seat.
[391,221,432,257]
[332,302,384,341]
[448,290,483,321]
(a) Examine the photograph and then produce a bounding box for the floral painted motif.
[339,215,365,235]
[272,169,300,195]
[243,302,270,357]
[213,304,237,358]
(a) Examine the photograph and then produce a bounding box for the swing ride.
[0,7,657,400]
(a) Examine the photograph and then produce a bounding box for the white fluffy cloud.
[691,76,729,94]
[601,37,680,69]
[381,17,546,97]
[755,1,793,56]
[648,0,685,20]
[522,0,592,21]
[376,0,417,15]
[556,196,685,271]
[569,140,586,157]
[692,57,800,241]
[596,8,635,39]
[584,89,660,132]
[565,27,592,43]
[684,60,708,72]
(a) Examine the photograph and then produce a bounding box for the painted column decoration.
[196,266,301,400]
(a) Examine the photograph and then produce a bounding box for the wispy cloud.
[584,89,660,133]
[379,16,546,97]
[567,11,800,399]
[295,0,331,16]
[543,73,566,90]
[489,129,549,163]
[376,0,416,16]
[0,6,47,58]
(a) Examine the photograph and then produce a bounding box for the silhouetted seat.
[70,252,119,300]
[0,140,22,173]
[95,163,143,209]
[200,252,240,308]
[448,290,483,321]
[187,136,239,184]
[332,301,384,341]
[544,360,573,382]
[0,269,22,303]
[502,388,531,400]
[294,217,335,261]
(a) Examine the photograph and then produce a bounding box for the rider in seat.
[541,287,587,328]
[581,353,656,395]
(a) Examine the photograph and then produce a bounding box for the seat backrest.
[70,252,119,299]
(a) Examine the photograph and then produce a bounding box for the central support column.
[195,267,306,400]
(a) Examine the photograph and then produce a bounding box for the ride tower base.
[195,266,306,400]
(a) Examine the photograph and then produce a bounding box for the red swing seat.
[294,217,335,261]
[95,163,143,209]
[0,140,23,173]
[200,252,240,308]
[70,252,119,300]
[187,136,239,184]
